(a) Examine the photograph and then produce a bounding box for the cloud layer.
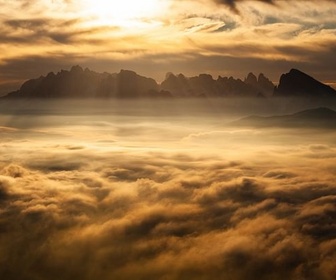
[213,0,274,13]
[0,102,335,279]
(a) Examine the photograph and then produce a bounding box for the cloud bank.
[0,105,335,279]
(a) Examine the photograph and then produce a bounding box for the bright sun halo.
[83,0,165,26]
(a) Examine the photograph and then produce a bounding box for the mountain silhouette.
[4,66,171,99]
[161,72,274,98]
[274,69,336,98]
[2,66,335,99]
[244,73,274,97]
[232,107,336,128]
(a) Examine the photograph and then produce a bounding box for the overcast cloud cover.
[0,101,335,279]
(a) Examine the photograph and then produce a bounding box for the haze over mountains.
[2,66,336,99]
[233,107,336,129]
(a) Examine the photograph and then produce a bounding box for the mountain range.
[2,66,336,99]
[232,107,336,128]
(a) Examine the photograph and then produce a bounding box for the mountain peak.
[245,72,258,85]
[242,72,274,97]
[2,66,333,100]
[3,66,166,99]
[292,107,336,119]
[165,72,175,80]
[70,65,83,73]
[258,73,266,81]
[275,69,336,98]
[289,68,302,74]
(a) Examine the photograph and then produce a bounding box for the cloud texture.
[0,100,335,279]
[213,0,275,13]
[1,0,336,94]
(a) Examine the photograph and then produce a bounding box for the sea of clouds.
[0,100,335,279]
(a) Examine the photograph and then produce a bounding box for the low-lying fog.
[1,99,335,280]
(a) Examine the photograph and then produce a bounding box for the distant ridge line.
[2,66,336,99]
[232,107,336,128]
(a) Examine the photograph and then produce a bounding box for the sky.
[1,2,336,277]
[0,0,336,94]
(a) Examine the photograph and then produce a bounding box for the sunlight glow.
[83,0,167,27]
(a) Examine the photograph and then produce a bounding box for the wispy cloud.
[0,0,335,93]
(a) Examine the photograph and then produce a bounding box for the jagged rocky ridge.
[3,66,336,99]
[5,66,171,99]
[161,72,274,98]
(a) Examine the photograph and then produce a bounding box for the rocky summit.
[274,69,336,98]
[5,66,171,99]
[2,66,335,99]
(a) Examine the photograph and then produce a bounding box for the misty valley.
[0,99,335,279]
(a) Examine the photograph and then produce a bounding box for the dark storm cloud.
[0,129,336,280]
